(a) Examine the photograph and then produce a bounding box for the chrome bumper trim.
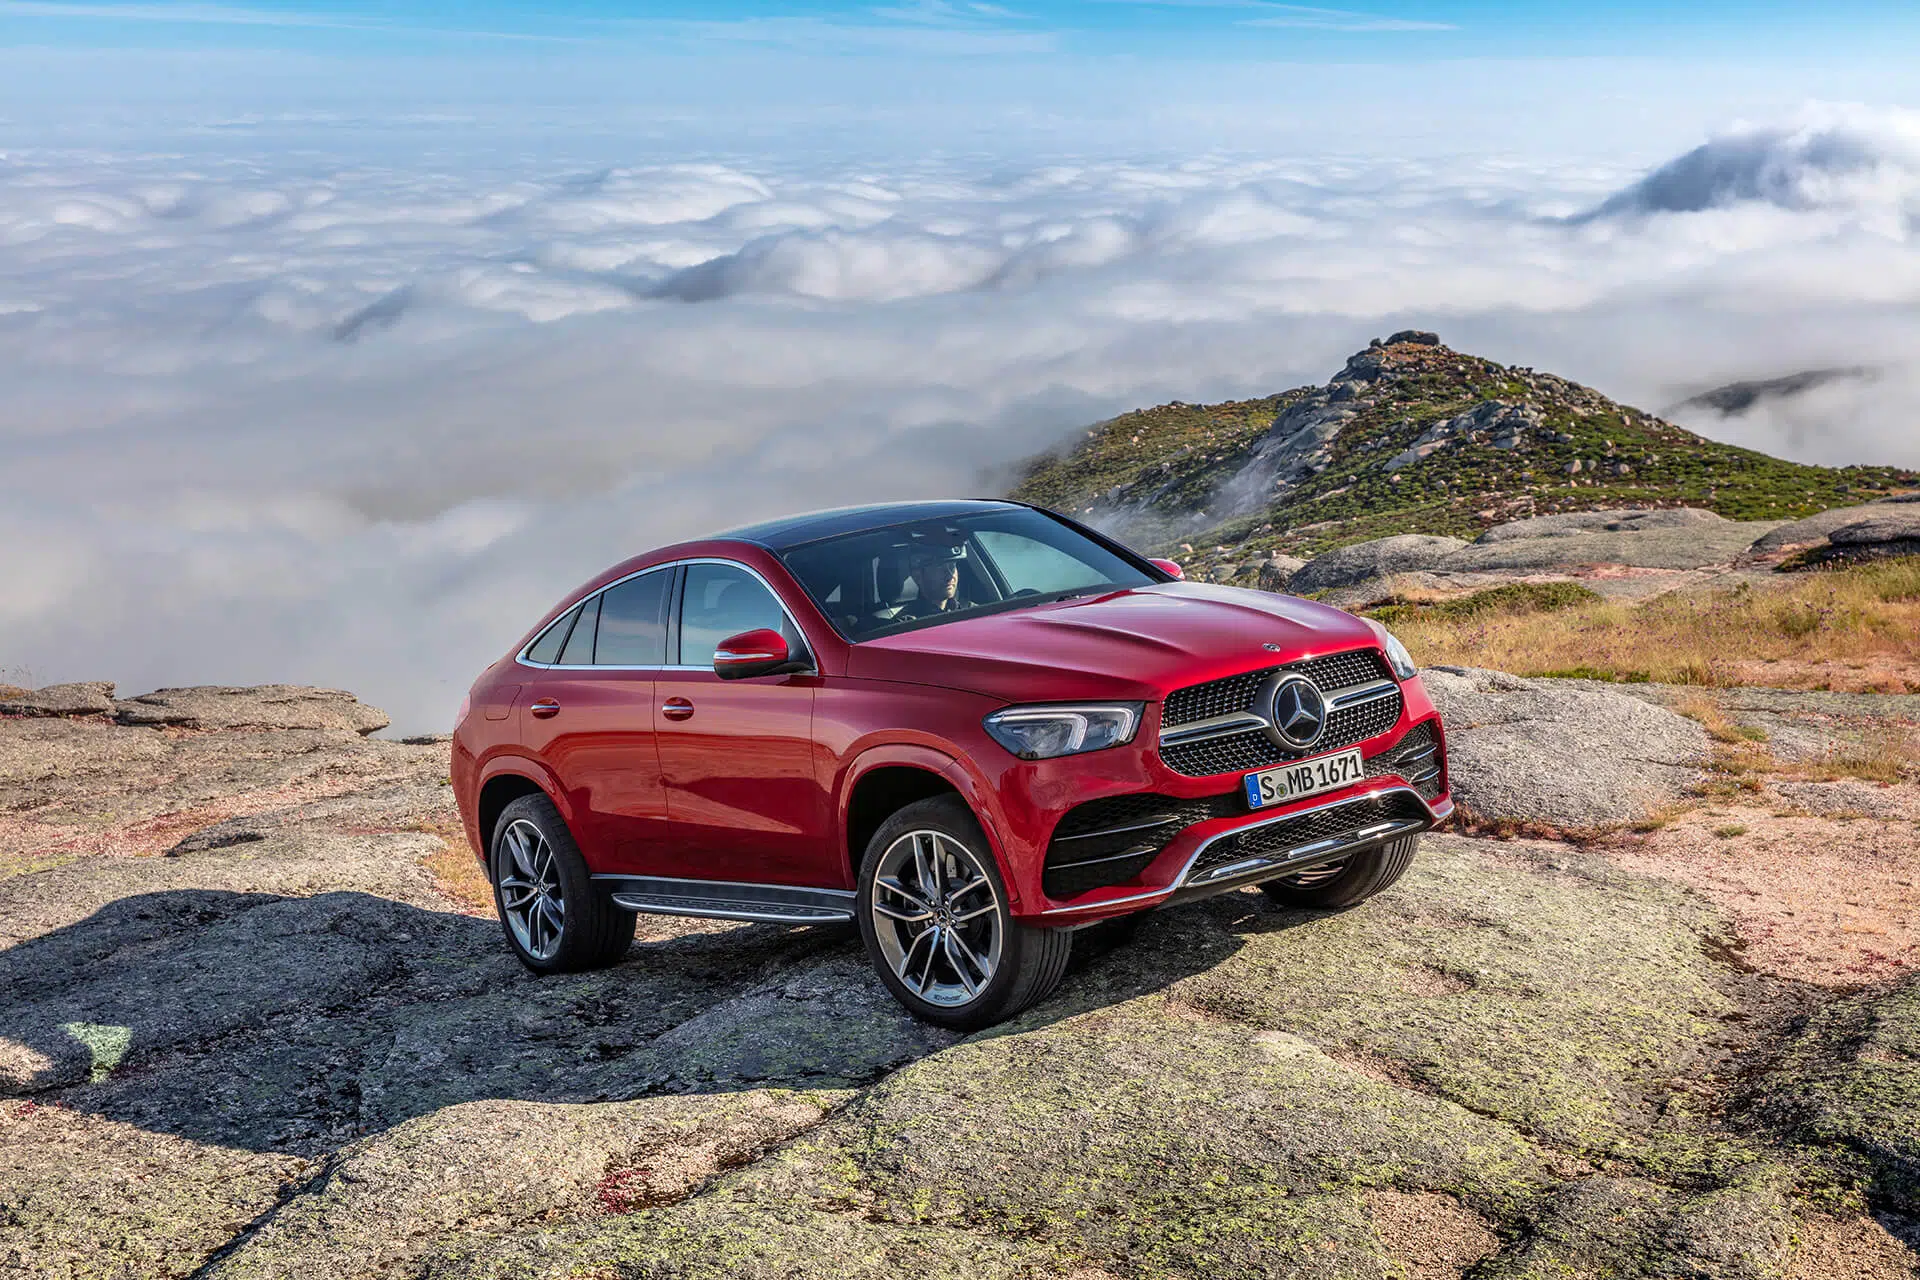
[1035,784,1450,919]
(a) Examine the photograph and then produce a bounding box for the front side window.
[781,508,1156,641]
[680,564,799,663]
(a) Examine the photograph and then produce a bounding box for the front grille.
[1187,791,1432,879]
[1365,720,1444,800]
[1160,689,1403,777]
[1044,791,1239,899]
[1163,648,1390,728]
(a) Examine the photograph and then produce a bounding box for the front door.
[653,561,831,887]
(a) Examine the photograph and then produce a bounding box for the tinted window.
[975,529,1113,594]
[680,564,793,663]
[557,594,600,665]
[782,508,1156,641]
[595,570,670,665]
[525,603,580,665]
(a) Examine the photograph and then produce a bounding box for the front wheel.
[856,796,1072,1031]
[1259,834,1420,909]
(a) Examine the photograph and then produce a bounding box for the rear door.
[653,561,831,886]
[520,568,674,875]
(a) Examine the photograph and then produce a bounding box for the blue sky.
[4,0,1917,60]
[5,0,1916,159]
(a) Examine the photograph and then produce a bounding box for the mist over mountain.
[1579,107,1920,220]
[4,106,1920,731]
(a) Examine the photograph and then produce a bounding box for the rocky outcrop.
[1384,399,1545,471]
[3,681,1916,1279]
[111,685,390,734]
[1748,500,1920,556]
[1761,504,1920,569]
[1287,534,1468,593]
[1422,666,1709,828]
[0,681,118,718]
[1473,506,1730,543]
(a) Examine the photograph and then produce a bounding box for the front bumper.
[983,674,1450,924]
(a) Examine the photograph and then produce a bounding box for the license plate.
[1244,748,1366,809]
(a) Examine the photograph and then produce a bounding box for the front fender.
[837,741,1024,912]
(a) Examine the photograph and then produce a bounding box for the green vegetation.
[1008,339,1917,567]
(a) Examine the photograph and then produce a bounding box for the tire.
[856,795,1072,1032]
[1259,834,1421,910]
[490,792,636,974]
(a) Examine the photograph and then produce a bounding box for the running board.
[592,874,855,925]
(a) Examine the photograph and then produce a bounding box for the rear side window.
[595,570,671,666]
[524,603,581,665]
[557,595,601,666]
[680,564,794,663]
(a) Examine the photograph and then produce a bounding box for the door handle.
[529,699,560,719]
[661,697,695,721]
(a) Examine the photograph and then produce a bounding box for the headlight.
[1368,622,1418,680]
[983,703,1143,760]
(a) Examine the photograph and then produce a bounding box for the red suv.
[452,500,1449,1029]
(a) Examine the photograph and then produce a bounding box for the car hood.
[848,583,1382,705]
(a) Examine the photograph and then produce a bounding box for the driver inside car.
[895,546,970,621]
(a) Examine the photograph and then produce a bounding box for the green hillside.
[1009,333,1917,572]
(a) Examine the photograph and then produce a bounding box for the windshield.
[780,508,1160,641]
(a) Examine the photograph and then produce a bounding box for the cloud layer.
[4,106,1919,730]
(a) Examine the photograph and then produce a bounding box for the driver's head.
[910,549,960,603]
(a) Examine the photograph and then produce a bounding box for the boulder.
[0,681,117,719]
[1387,329,1441,346]
[1423,666,1708,828]
[1476,507,1727,545]
[1289,534,1468,593]
[1780,508,1920,568]
[1256,554,1308,592]
[1828,511,1920,545]
[1447,518,1774,574]
[1747,502,1912,555]
[112,686,390,735]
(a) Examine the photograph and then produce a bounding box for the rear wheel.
[856,795,1072,1031]
[491,793,636,974]
[1259,834,1420,910]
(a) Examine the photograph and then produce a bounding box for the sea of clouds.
[4,103,1920,730]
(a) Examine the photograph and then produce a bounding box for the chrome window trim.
[514,557,814,674]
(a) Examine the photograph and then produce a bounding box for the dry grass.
[1398,558,1920,690]
[1790,731,1920,785]
[409,818,496,916]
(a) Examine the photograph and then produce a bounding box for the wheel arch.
[838,746,1019,909]
[474,759,571,877]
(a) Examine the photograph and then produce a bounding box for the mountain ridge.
[1008,332,1917,577]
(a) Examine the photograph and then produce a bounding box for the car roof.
[715,499,1029,551]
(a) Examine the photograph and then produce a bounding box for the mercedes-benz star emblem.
[1265,674,1328,750]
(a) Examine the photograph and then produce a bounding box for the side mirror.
[713,628,810,680]
[1149,558,1186,580]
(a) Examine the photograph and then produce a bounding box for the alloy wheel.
[498,818,566,961]
[869,829,1003,1007]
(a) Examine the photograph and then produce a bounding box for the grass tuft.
[1398,558,1920,689]
[1368,580,1601,626]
